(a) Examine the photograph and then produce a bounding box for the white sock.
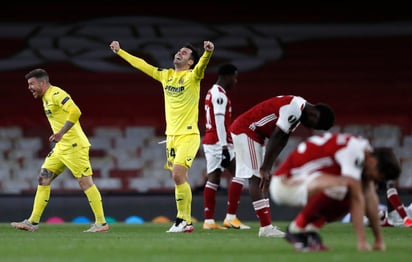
[205,219,215,224]
[225,214,236,220]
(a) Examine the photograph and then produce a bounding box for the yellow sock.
[186,185,192,224]
[175,182,192,224]
[84,184,106,224]
[28,185,50,224]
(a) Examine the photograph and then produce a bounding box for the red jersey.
[203,84,232,145]
[230,95,306,144]
[273,132,373,181]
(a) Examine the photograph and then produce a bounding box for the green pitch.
[0,222,410,262]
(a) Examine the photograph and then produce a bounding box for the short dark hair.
[314,103,335,130]
[373,147,401,181]
[218,63,238,76]
[184,43,200,69]
[25,68,49,81]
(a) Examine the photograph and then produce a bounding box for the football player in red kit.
[229,95,335,237]
[202,63,250,230]
[270,132,401,251]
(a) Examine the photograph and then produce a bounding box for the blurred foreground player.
[270,132,401,251]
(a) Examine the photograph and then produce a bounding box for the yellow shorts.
[42,146,93,178]
[165,134,200,170]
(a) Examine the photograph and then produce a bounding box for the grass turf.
[1,222,410,262]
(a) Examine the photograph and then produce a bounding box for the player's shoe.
[11,219,39,232]
[403,217,412,227]
[306,231,330,251]
[285,228,329,252]
[83,223,110,232]
[379,210,393,227]
[258,225,285,237]
[203,222,227,230]
[387,210,403,226]
[166,219,194,233]
[285,228,309,251]
[380,217,394,227]
[223,218,251,229]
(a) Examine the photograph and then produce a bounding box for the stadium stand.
[1,5,412,193]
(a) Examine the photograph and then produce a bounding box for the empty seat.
[140,167,173,190]
[1,178,31,194]
[399,147,412,159]
[94,177,122,191]
[372,124,401,140]
[15,168,37,179]
[7,149,38,160]
[124,126,155,140]
[188,157,207,189]
[0,165,11,180]
[109,168,143,190]
[89,136,113,150]
[0,126,23,140]
[90,156,115,177]
[93,126,123,139]
[403,135,412,146]
[399,159,412,189]
[108,149,144,169]
[343,124,372,138]
[61,174,81,191]
[128,177,162,193]
[114,136,144,150]
[0,138,13,151]
[371,136,400,148]
[140,143,166,162]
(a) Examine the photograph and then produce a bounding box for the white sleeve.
[212,91,228,146]
[215,114,227,146]
[213,93,228,115]
[335,137,370,180]
[276,99,304,134]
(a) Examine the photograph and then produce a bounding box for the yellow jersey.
[118,49,212,135]
[42,85,90,152]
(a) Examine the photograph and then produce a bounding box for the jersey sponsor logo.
[165,85,184,96]
[217,97,224,105]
